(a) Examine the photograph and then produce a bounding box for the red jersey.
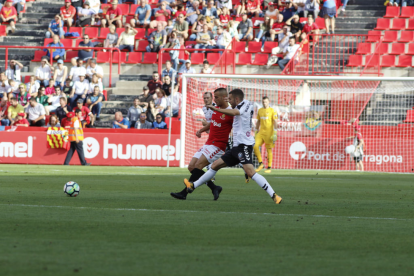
[246,0,259,11]
[302,23,319,34]
[107,6,123,18]
[14,118,29,126]
[155,9,171,22]
[272,21,285,31]
[173,10,186,19]
[1,6,17,19]
[74,106,91,123]
[60,6,76,20]
[205,106,234,151]
[219,14,230,24]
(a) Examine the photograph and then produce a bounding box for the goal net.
[180,75,414,173]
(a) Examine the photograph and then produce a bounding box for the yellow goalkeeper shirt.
[257,107,278,134]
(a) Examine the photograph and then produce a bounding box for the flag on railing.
[46,127,70,150]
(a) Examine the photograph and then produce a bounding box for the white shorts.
[193,144,224,164]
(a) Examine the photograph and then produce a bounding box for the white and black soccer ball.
[64,181,80,197]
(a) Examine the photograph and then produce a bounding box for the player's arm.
[196,122,211,138]
[206,105,239,116]
[255,118,260,132]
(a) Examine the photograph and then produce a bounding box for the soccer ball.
[64,181,80,197]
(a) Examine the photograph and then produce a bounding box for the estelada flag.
[46,127,70,150]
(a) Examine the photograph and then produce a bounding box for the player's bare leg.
[185,158,228,193]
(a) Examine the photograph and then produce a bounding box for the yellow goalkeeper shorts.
[255,132,275,149]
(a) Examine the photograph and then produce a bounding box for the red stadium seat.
[98,28,110,39]
[407,43,414,54]
[161,52,171,64]
[32,50,45,62]
[67,27,82,38]
[252,53,268,65]
[225,53,235,65]
[185,41,197,47]
[64,51,79,62]
[116,28,124,37]
[396,55,412,67]
[263,41,278,53]
[43,38,53,47]
[102,90,107,101]
[384,6,400,18]
[118,4,130,15]
[147,28,156,36]
[376,43,389,54]
[129,4,139,15]
[125,15,134,25]
[113,51,127,63]
[233,41,246,53]
[24,76,31,83]
[0,25,6,36]
[236,53,252,65]
[375,18,391,30]
[390,43,406,55]
[96,51,110,63]
[403,110,414,122]
[84,27,99,38]
[391,18,406,30]
[365,55,380,67]
[315,17,326,30]
[234,17,242,22]
[190,53,205,64]
[383,31,398,42]
[136,40,149,51]
[60,38,74,49]
[366,30,382,42]
[251,17,262,28]
[126,52,142,64]
[356,43,371,54]
[347,55,363,67]
[207,53,220,64]
[247,41,261,53]
[381,55,396,67]
[399,31,414,42]
[142,52,158,64]
[400,6,414,18]
[135,28,146,39]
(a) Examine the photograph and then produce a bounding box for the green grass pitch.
[0,164,413,276]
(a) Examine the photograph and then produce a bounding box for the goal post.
[180,74,414,173]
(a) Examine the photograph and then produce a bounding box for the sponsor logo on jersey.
[260,117,269,120]
[211,120,222,127]
[246,131,250,137]
[220,114,226,120]
[238,152,244,161]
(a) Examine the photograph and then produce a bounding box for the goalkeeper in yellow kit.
[254,96,278,173]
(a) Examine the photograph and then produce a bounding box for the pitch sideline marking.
[0,204,409,221]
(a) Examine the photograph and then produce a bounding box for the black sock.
[206,180,217,190]
[245,173,249,179]
[267,167,271,169]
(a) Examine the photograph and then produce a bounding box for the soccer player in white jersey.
[202,92,216,125]
[184,89,283,204]
[171,88,234,200]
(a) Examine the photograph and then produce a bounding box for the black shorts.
[0,19,15,23]
[354,156,363,162]
[221,144,253,167]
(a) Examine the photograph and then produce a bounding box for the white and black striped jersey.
[233,100,255,147]
[202,102,217,123]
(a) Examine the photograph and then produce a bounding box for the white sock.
[252,173,275,197]
[193,168,217,188]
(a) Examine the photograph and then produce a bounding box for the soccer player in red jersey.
[170,88,234,201]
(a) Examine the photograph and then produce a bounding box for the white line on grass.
[0,204,409,221]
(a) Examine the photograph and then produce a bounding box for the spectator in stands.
[245,0,261,17]
[147,71,163,95]
[165,90,181,117]
[88,73,103,94]
[127,98,143,127]
[74,99,93,127]
[154,88,168,114]
[266,25,293,68]
[150,2,171,28]
[152,113,167,129]
[302,14,319,39]
[264,2,279,20]
[86,85,103,121]
[113,111,130,129]
[8,79,19,96]
[5,60,23,81]
[286,14,303,42]
[26,75,39,97]
[276,36,300,70]
[26,97,46,126]
[102,0,123,29]
[56,97,72,123]
[281,2,298,21]
[69,59,87,82]
[17,83,30,108]
[88,0,100,14]
[199,60,212,73]
[103,25,118,53]
[86,58,103,82]
[186,1,201,26]
[189,16,206,41]
[7,97,24,125]
[45,87,65,115]
[167,31,180,69]
[36,87,49,107]
[178,59,196,74]
[45,79,56,95]
[11,0,25,17]
[71,0,82,9]
[194,24,213,53]
[135,112,152,129]
[147,23,167,52]
[173,13,189,39]
[12,112,29,127]
[166,18,175,36]
[53,59,68,89]
[236,13,253,43]
[63,78,72,96]
[146,100,157,122]
[132,0,151,28]
[61,0,76,28]
[235,0,248,17]
[115,24,138,52]
[69,73,89,106]
[162,75,178,96]
[209,25,231,53]
[321,0,336,34]
[35,58,51,87]
[0,74,9,98]
[77,34,95,61]
[0,98,10,126]
[46,14,65,39]
[76,1,97,27]
[304,0,319,19]
[46,114,60,128]
[216,1,231,17]
[138,86,152,111]
[44,35,66,61]
[173,3,186,21]
[255,16,272,43]
[201,0,218,18]
[162,60,177,82]
[0,0,17,33]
